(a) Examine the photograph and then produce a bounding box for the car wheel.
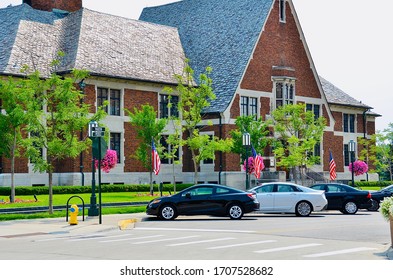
[159,205,177,220]
[343,201,358,214]
[295,201,312,217]
[228,204,243,220]
[367,199,379,211]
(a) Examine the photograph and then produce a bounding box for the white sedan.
[249,182,328,217]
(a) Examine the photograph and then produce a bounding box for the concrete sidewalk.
[0,213,145,237]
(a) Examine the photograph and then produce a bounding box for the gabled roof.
[0,4,186,84]
[140,0,274,113]
[319,76,372,110]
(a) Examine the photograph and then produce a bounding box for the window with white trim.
[240,96,258,119]
[275,80,295,109]
[97,87,121,116]
[110,132,121,163]
[159,94,179,119]
[160,135,180,164]
[279,0,286,22]
[343,113,355,133]
[306,104,321,120]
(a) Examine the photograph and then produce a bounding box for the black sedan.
[309,183,372,214]
[146,184,260,220]
[367,185,393,211]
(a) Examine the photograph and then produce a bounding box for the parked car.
[367,185,393,211]
[309,183,372,214]
[146,184,260,220]
[248,182,328,217]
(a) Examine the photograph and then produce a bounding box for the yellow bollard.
[69,204,79,225]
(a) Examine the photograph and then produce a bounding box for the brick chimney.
[23,0,82,12]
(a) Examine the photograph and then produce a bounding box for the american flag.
[152,139,161,175]
[251,145,263,179]
[329,150,337,181]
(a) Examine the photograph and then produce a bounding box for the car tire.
[343,201,358,214]
[228,204,243,220]
[159,205,177,220]
[367,199,379,211]
[295,201,312,217]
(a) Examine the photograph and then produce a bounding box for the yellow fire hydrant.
[69,204,79,225]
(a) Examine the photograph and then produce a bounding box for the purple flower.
[95,150,118,173]
[348,160,368,176]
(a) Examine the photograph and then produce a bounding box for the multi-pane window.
[275,82,294,108]
[110,133,121,163]
[97,87,121,116]
[160,94,179,119]
[160,135,180,164]
[306,104,321,120]
[344,144,356,166]
[240,96,258,118]
[279,0,286,22]
[202,134,214,164]
[343,113,355,133]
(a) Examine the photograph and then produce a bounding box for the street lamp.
[349,140,356,187]
[88,121,105,223]
[242,132,251,190]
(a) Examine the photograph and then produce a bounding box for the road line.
[66,234,133,242]
[133,235,199,245]
[207,240,277,249]
[254,243,322,254]
[99,235,164,243]
[304,247,377,258]
[167,237,235,247]
[135,227,255,233]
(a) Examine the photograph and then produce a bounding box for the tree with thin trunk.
[22,68,105,214]
[166,60,233,183]
[127,104,167,195]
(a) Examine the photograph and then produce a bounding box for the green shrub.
[0,183,193,196]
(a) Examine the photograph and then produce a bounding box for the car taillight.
[247,193,256,200]
[367,192,372,199]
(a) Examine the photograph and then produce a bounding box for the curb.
[117,218,139,230]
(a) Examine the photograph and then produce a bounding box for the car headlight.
[149,199,161,207]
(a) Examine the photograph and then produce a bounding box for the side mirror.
[185,192,191,199]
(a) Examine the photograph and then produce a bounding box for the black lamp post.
[349,140,356,187]
[242,132,251,190]
[88,121,105,220]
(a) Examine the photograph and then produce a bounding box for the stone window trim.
[279,0,286,23]
[272,77,296,110]
[96,87,122,117]
[240,96,258,119]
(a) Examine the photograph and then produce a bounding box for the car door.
[254,184,275,211]
[177,186,214,215]
[273,184,299,211]
[324,184,344,209]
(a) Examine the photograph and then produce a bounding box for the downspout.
[218,113,223,184]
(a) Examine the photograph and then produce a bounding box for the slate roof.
[0,4,186,84]
[140,0,274,113]
[319,76,372,110]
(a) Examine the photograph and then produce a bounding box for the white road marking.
[135,227,255,233]
[304,247,377,258]
[207,240,277,249]
[254,243,322,253]
[167,237,235,247]
[99,235,164,243]
[132,235,199,245]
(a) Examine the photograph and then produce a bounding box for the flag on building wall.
[152,139,161,175]
[329,150,337,181]
[251,145,264,179]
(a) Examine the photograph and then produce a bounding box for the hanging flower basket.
[348,160,368,176]
[95,149,118,173]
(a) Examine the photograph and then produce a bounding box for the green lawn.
[0,192,169,221]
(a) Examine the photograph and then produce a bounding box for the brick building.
[0,0,379,188]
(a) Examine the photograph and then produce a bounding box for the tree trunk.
[10,130,16,203]
[48,169,53,214]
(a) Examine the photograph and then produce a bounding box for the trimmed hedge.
[354,181,393,188]
[0,183,194,196]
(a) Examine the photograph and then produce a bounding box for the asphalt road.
[0,210,391,261]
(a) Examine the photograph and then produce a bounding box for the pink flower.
[95,150,118,173]
[349,160,368,176]
[243,155,265,174]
